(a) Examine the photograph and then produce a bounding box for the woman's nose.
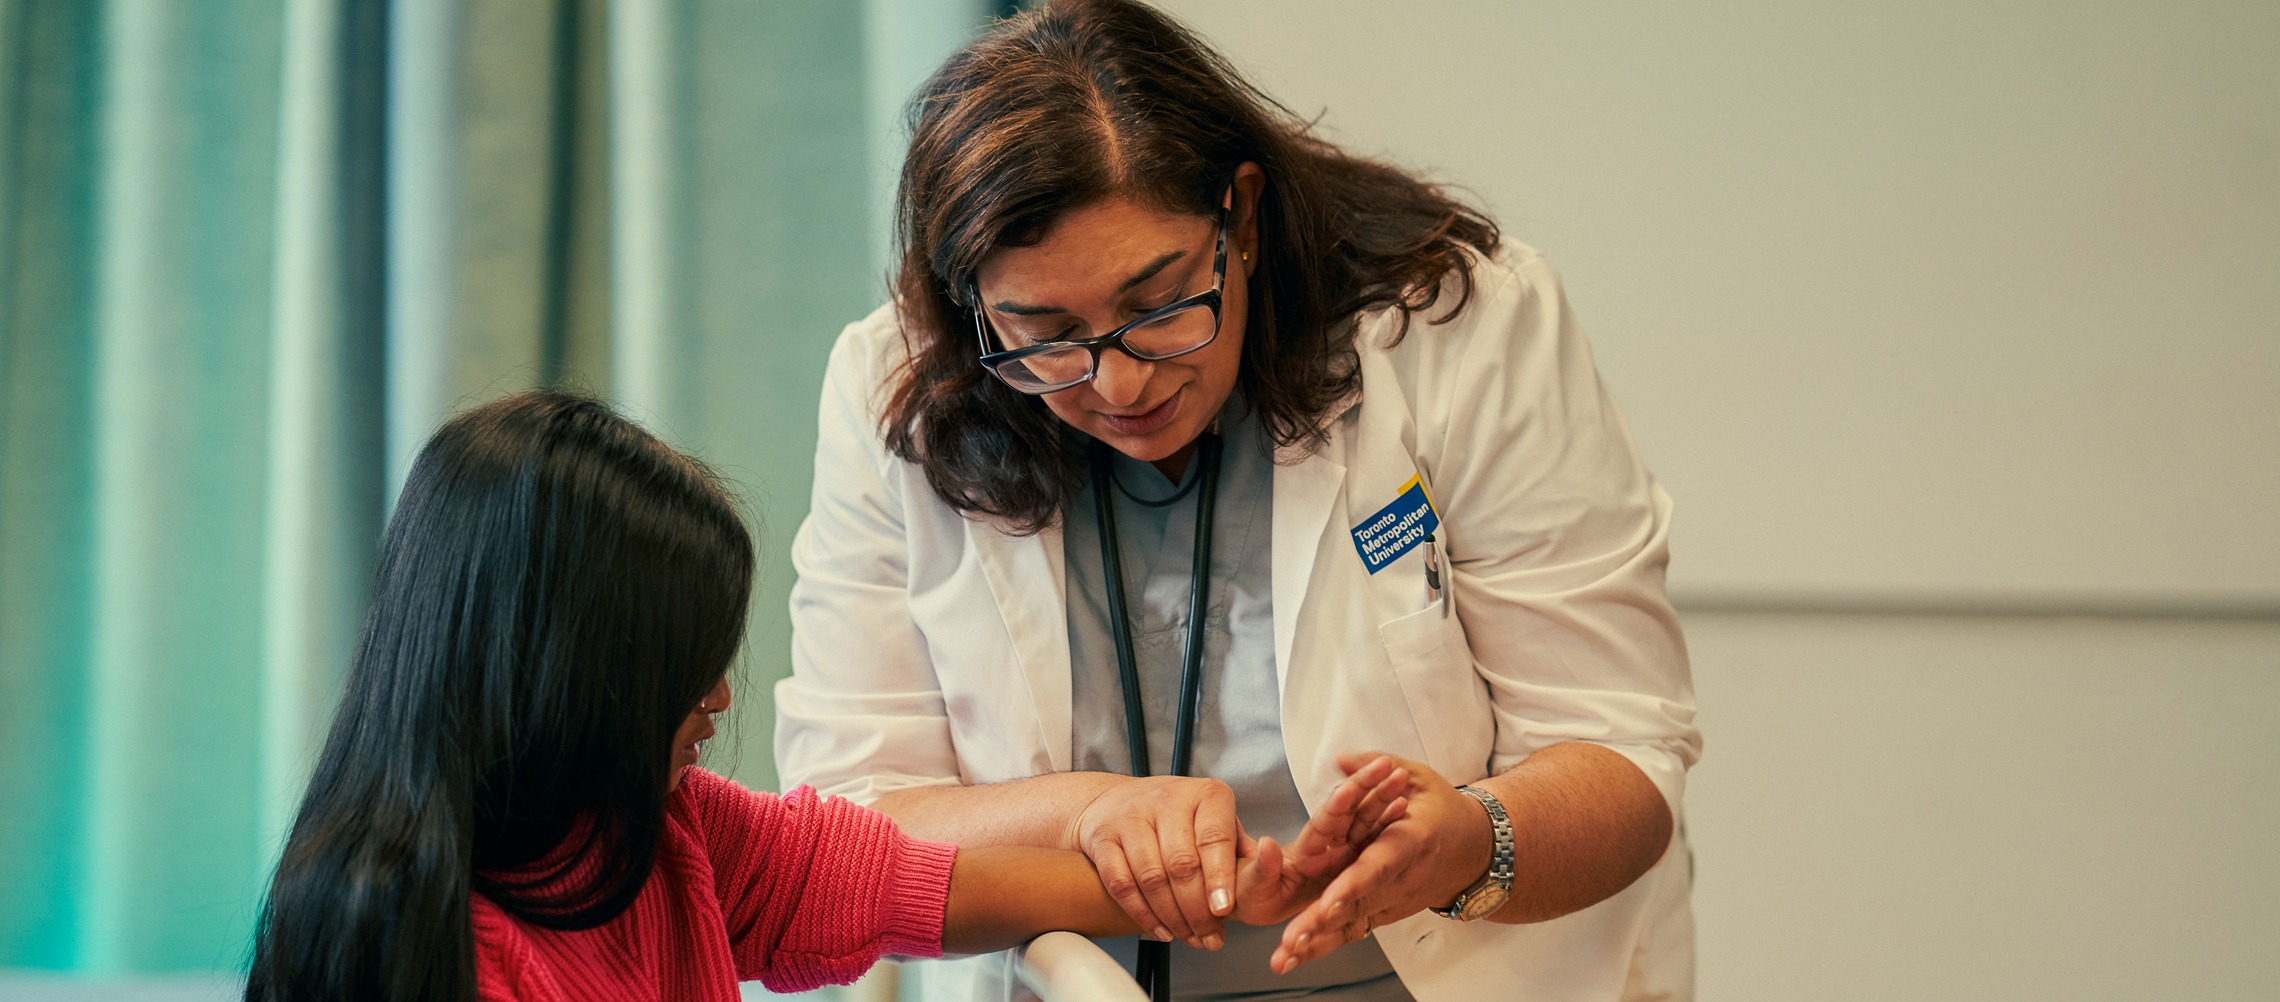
[1090,350,1152,406]
[701,678,732,714]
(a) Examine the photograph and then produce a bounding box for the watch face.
[1457,882,1510,921]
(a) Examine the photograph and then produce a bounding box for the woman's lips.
[1100,389,1181,436]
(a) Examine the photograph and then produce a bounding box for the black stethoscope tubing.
[1089,432,1224,1002]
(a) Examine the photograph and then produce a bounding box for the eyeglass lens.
[992,303,1218,391]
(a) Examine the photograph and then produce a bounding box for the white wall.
[1157,0,2279,608]
[1153,2,2280,998]
[1685,612,2279,1000]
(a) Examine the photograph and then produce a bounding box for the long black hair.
[884,0,1499,532]
[246,391,756,1001]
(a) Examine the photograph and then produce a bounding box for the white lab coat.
[776,243,1701,1002]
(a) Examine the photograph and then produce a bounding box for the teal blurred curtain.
[0,0,993,974]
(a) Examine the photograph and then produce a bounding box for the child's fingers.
[1254,835,1283,889]
[1288,801,1337,861]
[1232,835,1289,928]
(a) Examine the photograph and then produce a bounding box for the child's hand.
[1229,755,1412,926]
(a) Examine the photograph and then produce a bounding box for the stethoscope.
[1088,431,1224,1002]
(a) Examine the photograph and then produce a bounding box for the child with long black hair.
[245,391,1408,1001]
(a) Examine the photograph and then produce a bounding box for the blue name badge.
[1351,474,1441,574]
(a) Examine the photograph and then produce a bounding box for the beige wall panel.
[1686,611,2280,1000]
[1154,0,2280,606]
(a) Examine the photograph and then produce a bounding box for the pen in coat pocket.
[1423,533,1447,616]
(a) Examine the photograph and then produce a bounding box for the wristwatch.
[1430,785,1515,921]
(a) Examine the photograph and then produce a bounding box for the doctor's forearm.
[872,772,1126,851]
[1469,742,1674,924]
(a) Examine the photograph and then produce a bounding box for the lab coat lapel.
[1270,395,1358,696]
[968,518,1074,773]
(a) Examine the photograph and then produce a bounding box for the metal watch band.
[1462,785,1516,884]
[1431,785,1515,920]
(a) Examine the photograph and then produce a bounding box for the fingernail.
[1295,932,1311,947]
[1210,888,1232,914]
[1205,933,1224,950]
[1154,926,1173,942]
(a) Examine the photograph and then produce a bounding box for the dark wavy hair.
[246,391,755,1002]
[883,0,1499,532]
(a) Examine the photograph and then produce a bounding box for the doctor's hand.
[1231,755,1410,926]
[1270,753,1491,975]
[1072,775,1245,949]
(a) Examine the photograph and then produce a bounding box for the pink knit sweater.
[470,768,958,1000]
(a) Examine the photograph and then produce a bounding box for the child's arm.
[682,772,957,993]
[682,762,1408,985]
[941,846,1141,953]
[938,758,1412,954]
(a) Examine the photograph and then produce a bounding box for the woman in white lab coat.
[773,2,1700,1000]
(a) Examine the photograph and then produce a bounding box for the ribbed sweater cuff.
[878,836,958,960]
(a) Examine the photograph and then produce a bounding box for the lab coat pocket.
[1376,604,1494,781]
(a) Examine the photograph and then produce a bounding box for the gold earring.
[1241,251,1251,263]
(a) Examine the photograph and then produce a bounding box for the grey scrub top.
[1064,410,1412,1002]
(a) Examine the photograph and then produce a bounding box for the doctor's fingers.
[1153,797,1241,944]
[1090,842,1175,944]
[1304,830,1438,938]
[1337,763,1414,848]
[1336,751,1447,793]
[1276,832,1441,972]
[1195,799,1244,920]
[1141,777,1244,932]
[1270,891,1392,974]
[1096,830,1225,948]
[1291,756,1387,857]
[1077,777,1238,946]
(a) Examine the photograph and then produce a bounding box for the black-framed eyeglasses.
[971,189,1231,395]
